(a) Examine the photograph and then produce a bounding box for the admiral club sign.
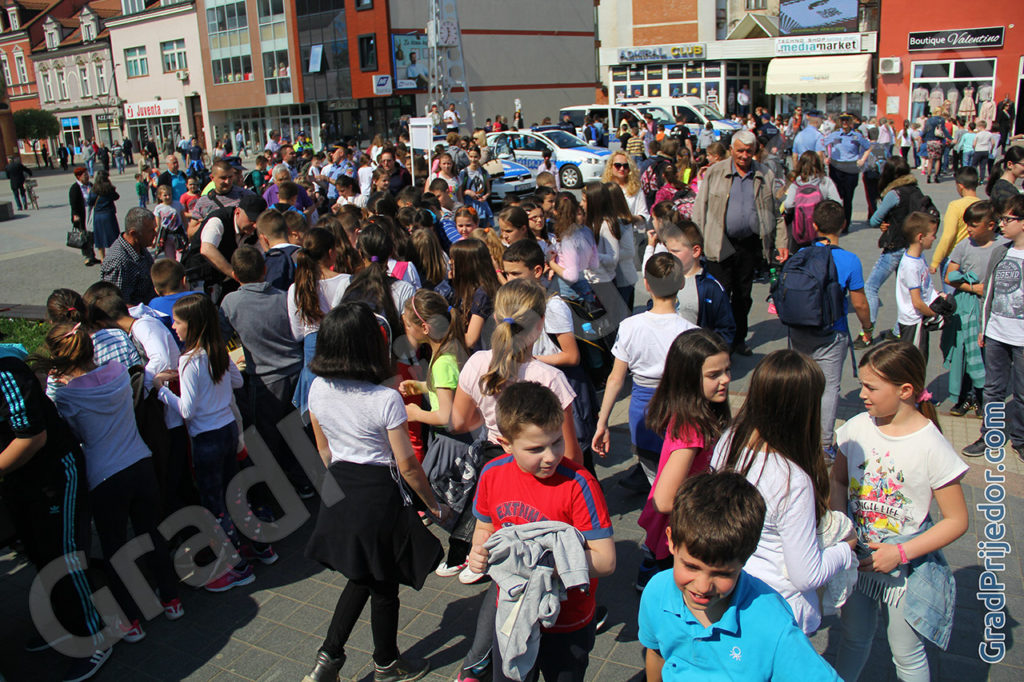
[908,26,1004,52]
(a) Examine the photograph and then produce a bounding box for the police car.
[489,158,536,203]
[618,97,741,140]
[485,128,611,189]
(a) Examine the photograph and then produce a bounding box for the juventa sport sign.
[908,27,1004,52]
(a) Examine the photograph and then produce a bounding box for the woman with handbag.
[68,167,98,265]
[87,170,120,262]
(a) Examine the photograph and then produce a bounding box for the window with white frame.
[83,22,95,42]
[41,72,53,101]
[211,54,253,84]
[161,39,187,72]
[95,63,106,94]
[7,9,18,31]
[79,66,91,97]
[121,0,145,14]
[45,26,59,50]
[0,55,10,86]
[56,69,68,99]
[14,52,27,83]
[262,50,291,95]
[124,46,148,77]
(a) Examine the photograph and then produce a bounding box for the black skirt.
[305,460,442,589]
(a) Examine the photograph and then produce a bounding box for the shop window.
[667,65,684,79]
[263,50,292,94]
[211,54,253,84]
[909,59,996,121]
[628,65,643,81]
[686,63,702,78]
[953,60,995,79]
[646,64,663,80]
[358,34,376,71]
[125,46,148,78]
[912,63,949,79]
[161,39,187,72]
[611,67,626,82]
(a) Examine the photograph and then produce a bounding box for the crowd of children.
[5,126,1022,682]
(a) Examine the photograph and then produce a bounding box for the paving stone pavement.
[2,165,1022,680]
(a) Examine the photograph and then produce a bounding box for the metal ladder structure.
[427,0,474,131]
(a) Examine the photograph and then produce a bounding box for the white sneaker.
[435,561,468,578]
[458,565,487,584]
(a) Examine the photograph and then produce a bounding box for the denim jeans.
[835,587,930,682]
[191,422,240,545]
[981,337,1024,448]
[865,249,905,326]
[789,328,849,447]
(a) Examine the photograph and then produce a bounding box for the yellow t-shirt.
[932,195,979,271]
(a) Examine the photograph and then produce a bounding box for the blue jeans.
[865,249,905,326]
[835,587,929,682]
[982,337,1024,449]
[191,422,241,545]
[789,328,849,448]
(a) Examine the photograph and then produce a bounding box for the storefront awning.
[765,54,871,95]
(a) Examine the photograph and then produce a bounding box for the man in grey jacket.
[692,129,789,355]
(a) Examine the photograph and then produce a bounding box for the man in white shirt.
[443,104,461,133]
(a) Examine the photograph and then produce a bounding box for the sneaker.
[852,334,873,350]
[162,598,185,621]
[458,565,488,585]
[63,647,111,682]
[205,564,255,592]
[594,605,609,633]
[116,618,145,643]
[962,437,987,458]
[374,656,430,682]
[435,560,468,578]
[303,649,345,682]
[239,544,279,565]
[949,397,976,417]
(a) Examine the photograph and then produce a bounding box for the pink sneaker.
[239,544,279,565]
[116,618,146,643]
[767,300,777,315]
[162,598,185,621]
[205,564,255,593]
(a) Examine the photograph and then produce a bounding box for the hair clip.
[66,306,77,312]
[502,317,515,324]
[370,256,379,262]
[60,322,81,339]
[916,389,933,404]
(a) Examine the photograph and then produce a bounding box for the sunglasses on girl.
[613,162,629,170]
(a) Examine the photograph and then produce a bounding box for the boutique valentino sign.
[907,27,1004,52]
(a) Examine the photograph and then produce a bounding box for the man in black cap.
[183,193,267,303]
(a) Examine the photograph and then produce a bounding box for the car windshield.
[542,130,586,149]
[637,106,674,125]
[692,102,724,120]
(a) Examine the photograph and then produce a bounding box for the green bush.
[0,318,48,354]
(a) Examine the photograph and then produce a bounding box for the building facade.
[0,0,65,115]
[875,2,1022,135]
[32,3,120,153]
[106,0,213,152]
[598,0,878,118]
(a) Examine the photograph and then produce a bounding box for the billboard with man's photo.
[392,34,430,90]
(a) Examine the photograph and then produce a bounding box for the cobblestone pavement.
[1,166,1020,680]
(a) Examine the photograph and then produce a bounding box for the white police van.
[558,104,676,146]
[486,127,611,189]
[618,96,740,139]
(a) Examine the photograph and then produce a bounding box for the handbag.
[66,227,92,249]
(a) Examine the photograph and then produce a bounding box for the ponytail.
[46,288,87,325]
[343,223,401,333]
[293,227,336,326]
[479,279,546,395]
[31,321,94,377]
[859,341,942,432]
[406,290,467,390]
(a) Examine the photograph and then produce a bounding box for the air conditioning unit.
[175,70,189,81]
[879,57,901,76]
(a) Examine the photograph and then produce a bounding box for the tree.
[13,109,60,140]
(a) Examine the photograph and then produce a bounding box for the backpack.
[640,156,669,208]
[877,185,939,252]
[791,182,823,245]
[771,244,845,332]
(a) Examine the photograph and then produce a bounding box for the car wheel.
[559,164,582,189]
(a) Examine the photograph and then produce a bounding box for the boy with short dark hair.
[640,472,840,681]
[282,209,309,245]
[149,258,192,338]
[896,211,947,360]
[468,381,614,682]
[220,245,310,497]
[274,181,302,214]
[428,177,460,246]
[255,210,300,290]
[787,199,872,455]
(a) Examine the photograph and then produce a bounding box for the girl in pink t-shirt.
[635,329,732,591]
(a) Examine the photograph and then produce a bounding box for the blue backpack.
[772,244,845,332]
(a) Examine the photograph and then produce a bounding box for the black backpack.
[878,185,939,252]
[772,244,845,332]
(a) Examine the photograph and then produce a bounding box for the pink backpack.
[791,182,823,245]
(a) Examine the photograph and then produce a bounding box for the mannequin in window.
[958,85,976,122]
[945,86,959,118]
[928,85,944,113]
[977,88,997,127]
[911,84,929,120]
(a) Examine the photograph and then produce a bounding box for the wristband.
[897,543,909,565]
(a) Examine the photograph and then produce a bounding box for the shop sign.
[60,117,80,128]
[780,0,858,36]
[124,100,180,119]
[908,27,1004,52]
[96,113,116,123]
[617,43,706,64]
[327,98,359,111]
[775,34,861,56]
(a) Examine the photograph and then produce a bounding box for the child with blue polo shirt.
[639,472,840,681]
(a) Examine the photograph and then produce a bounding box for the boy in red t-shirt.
[466,382,615,682]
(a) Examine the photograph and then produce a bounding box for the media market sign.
[775,34,862,56]
[908,27,1004,52]
[618,43,706,64]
